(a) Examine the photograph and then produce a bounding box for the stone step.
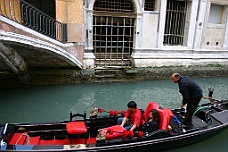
[95,68,123,74]
[94,74,116,78]
[94,68,125,81]
[93,79,124,83]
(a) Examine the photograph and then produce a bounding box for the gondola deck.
[1,96,227,151]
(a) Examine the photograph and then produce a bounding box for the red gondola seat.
[143,102,160,123]
[66,111,88,143]
[143,102,174,131]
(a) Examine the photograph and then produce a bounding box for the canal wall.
[0,64,227,88]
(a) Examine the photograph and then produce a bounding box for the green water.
[0,77,227,151]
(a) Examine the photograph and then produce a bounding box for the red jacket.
[125,108,142,127]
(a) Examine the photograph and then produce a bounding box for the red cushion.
[163,108,174,119]
[143,102,159,122]
[143,102,172,131]
[99,125,127,140]
[9,133,27,145]
[157,109,170,131]
[29,136,40,145]
[66,121,87,134]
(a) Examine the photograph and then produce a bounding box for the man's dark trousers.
[182,96,202,125]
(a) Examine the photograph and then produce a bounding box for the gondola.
[0,90,227,152]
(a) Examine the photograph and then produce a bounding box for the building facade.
[1,0,228,70]
[83,0,228,68]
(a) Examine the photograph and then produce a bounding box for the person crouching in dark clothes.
[141,109,160,136]
[171,73,203,127]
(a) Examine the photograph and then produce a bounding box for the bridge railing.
[0,0,67,43]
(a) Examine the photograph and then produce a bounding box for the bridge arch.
[0,30,83,71]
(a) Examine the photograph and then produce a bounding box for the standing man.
[117,101,142,131]
[171,73,203,126]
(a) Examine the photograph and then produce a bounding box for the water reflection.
[71,92,96,113]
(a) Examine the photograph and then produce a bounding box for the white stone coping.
[131,47,228,59]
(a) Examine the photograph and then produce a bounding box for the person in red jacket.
[117,101,143,131]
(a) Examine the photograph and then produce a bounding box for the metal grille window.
[93,16,134,66]
[144,0,156,11]
[93,0,135,67]
[163,0,187,45]
[93,0,134,13]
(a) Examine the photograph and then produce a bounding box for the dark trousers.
[182,96,202,125]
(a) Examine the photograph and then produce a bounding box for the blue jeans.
[117,117,132,130]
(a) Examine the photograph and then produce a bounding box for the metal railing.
[0,0,67,43]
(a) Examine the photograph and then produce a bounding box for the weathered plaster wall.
[210,0,228,5]
[56,0,67,23]
[0,0,22,23]
[140,0,161,48]
[141,13,158,48]
[202,24,226,49]
[67,0,84,42]
[56,0,84,42]
[202,1,228,49]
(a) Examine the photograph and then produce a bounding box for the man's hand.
[180,103,184,108]
[120,117,127,127]
[130,124,136,131]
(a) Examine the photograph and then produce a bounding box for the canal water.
[0,76,227,151]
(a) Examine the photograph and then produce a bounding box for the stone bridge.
[0,16,84,85]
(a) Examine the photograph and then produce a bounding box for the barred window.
[93,0,135,66]
[163,0,187,45]
[144,0,156,11]
[94,0,134,13]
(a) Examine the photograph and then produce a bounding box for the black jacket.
[178,76,203,105]
[141,120,158,134]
